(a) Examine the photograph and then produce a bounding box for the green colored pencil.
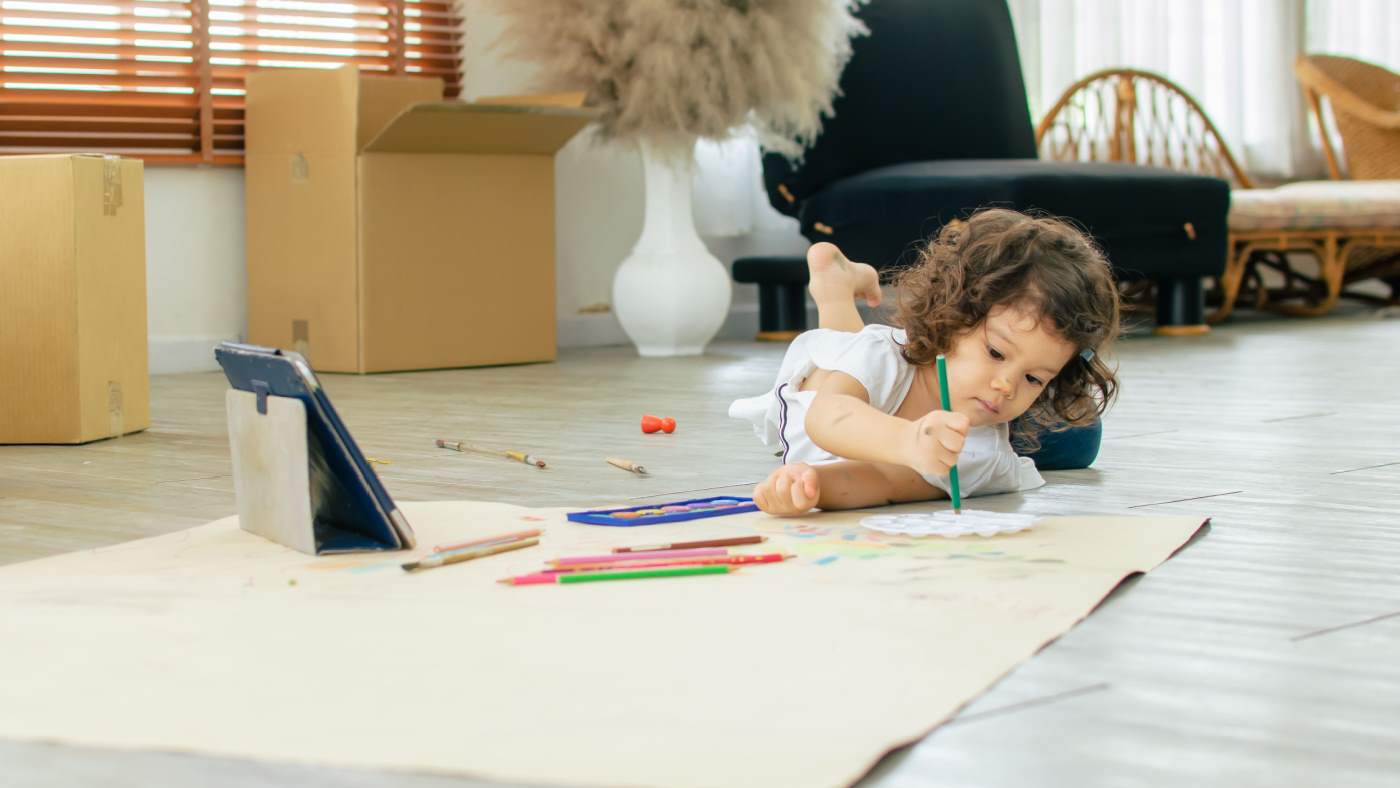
[558,565,735,584]
[935,354,962,514]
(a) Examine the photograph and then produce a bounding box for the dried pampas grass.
[487,0,867,158]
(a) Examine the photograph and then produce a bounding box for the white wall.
[144,166,245,374]
[143,1,805,373]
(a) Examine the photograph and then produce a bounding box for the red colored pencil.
[549,547,727,567]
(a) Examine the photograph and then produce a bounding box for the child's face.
[943,305,1077,427]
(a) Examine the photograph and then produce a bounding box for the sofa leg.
[1207,241,1249,324]
[1154,277,1210,336]
[756,282,807,342]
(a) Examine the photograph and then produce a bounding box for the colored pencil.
[613,535,767,553]
[548,547,728,567]
[435,438,546,469]
[500,565,735,585]
[433,528,543,553]
[499,572,567,586]
[934,354,962,514]
[562,564,734,583]
[401,537,538,572]
[542,553,792,574]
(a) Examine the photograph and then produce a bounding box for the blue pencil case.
[566,496,758,527]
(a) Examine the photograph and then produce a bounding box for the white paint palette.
[861,510,1039,538]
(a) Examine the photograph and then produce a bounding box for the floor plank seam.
[1260,412,1336,423]
[946,683,1113,726]
[1127,491,1244,509]
[1292,610,1400,642]
[1102,430,1179,441]
[154,475,227,486]
[1329,461,1400,476]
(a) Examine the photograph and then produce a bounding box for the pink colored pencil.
[499,572,561,586]
[548,547,728,567]
[434,528,543,554]
[544,553,792,574]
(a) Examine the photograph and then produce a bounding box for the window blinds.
[0,0,462,163]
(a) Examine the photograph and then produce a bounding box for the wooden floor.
[3,307,1400,787]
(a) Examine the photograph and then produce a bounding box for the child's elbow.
[803,410,845,454]
[805,395,854,433]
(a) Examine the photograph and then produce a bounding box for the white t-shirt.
[728,324,1044,498]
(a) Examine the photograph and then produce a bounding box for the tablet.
[215,341,415,552]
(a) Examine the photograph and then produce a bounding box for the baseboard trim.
[555,312,629,349]
[149,334,240,374]
[151,304,818,372]
[556,302,820,349]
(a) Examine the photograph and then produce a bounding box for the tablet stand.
[225,387,318,554]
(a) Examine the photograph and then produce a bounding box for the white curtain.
[1008,0,1321,180]
[1307,0,1400,69]
[692,131,803,238]
[693,0,1392,237]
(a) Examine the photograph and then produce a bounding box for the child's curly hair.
[891,208,1120,443]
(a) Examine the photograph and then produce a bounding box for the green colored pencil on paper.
[558,565,734,584]
[935,354,962,514]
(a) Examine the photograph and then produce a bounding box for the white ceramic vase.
[612,140,732,356]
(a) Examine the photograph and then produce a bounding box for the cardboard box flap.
[474,91,588,108]
[357,74,444,152]
[361,102,596,155]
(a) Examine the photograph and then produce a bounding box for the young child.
[729,208,1121,515]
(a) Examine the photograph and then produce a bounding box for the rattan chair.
[1040,66,1400,319]
[1271,54,1400,312]
[1037,68,1255,321]
[1296,55,1400,181]
[1037,68,1253,188]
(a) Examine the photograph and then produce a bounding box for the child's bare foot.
[807,242,882,308]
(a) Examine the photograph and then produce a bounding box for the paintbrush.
[401,537,539,572]
[436,438,546,468]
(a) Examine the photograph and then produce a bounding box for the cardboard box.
[0,154,150,444]
[244,67,593,373]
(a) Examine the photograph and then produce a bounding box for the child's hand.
[904,410,970,478]
[753,463,821,516]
